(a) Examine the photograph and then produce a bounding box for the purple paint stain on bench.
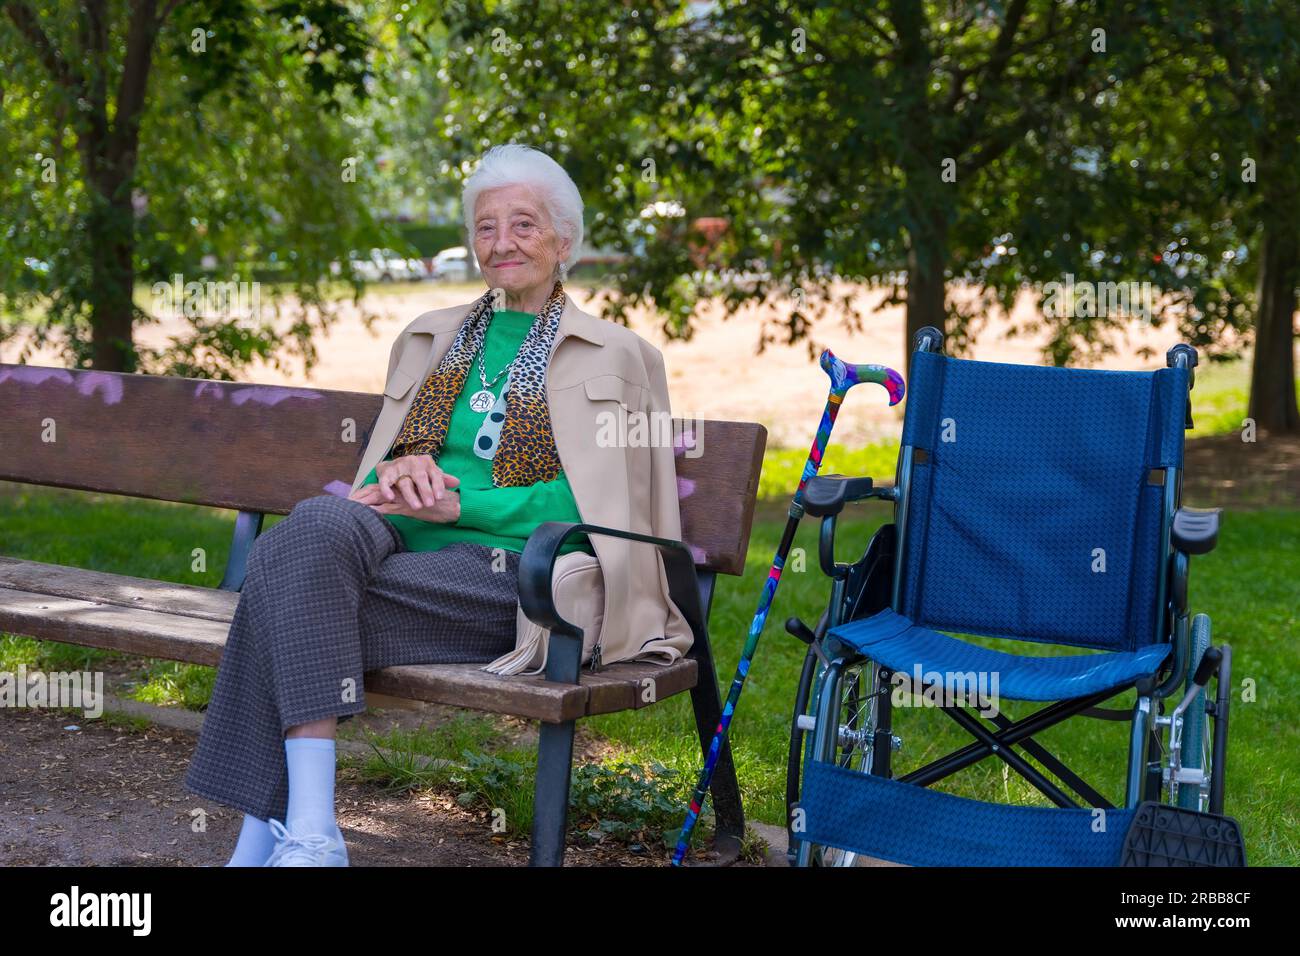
[75,372,124,405]
[193,381,227,399]
[322,480,351,497]
[230,386,321,407]
[0,366,121,404]
[0,366,74,387]
[673,426,701,457]
[677,476,696,499]
[687,543,707,564]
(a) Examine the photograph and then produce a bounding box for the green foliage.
[353,718,710,848]
[422,1,1192,354]
[416,0,1297,428]
[445,749,537,832]
[0,0,445,376]
[396,222,465,257]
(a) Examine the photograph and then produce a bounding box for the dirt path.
[1182,432,1300,508]
[0,701,736,867]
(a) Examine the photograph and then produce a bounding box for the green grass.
[0,484,280,705]
[1,473,1296,863]
[1183,357,1300,440]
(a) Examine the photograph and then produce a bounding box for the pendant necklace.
[468,315,524,413]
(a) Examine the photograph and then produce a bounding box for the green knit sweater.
[360,309,595,557]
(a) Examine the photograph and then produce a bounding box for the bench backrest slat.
[0,364,766,576]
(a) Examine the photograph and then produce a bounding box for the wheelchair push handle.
[914,325,945,354]
[819,349,905,405]
[1166,343,1199,428]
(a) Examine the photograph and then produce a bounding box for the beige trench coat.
[349,292,693,672]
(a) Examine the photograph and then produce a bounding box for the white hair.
[462,144,584,272]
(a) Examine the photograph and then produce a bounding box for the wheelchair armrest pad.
[1172,507,1221,555]
[804,474,874,518]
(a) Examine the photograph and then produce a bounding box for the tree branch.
[3,0,85,97]
[108,0,161,169]
[945,0,1030,118]
[158,0,186,28]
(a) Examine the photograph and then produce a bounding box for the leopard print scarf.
[390,280,566,486]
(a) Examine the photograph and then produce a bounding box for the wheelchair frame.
[786,328,1232,867]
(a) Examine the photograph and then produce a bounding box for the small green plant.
[129,660,216,710]
[569,759,714,850]
[446,748,538,836]
[739,825,771,865]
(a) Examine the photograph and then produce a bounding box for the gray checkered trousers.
[183,494,521,822]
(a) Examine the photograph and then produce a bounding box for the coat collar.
[407,291,605,347]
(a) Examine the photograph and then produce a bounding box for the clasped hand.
[348,454,461,523]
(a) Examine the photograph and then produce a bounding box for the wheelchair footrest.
[1120,802,1246,866]
[798,759,1133,866]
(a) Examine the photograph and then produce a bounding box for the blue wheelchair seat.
[830,608,1172,703]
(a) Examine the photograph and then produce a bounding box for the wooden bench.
[0,363,766,866]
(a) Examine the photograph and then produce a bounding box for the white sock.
[284,736,339,836]
[225,813,277,866]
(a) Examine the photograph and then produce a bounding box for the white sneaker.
[265,818,349,867]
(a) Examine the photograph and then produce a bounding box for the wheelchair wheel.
[1177,614,1213,811]
[797,657,881,867]
[786,609,829,859]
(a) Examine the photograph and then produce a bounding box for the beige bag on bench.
[481,550,605,676]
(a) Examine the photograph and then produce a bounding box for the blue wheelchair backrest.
[897,350,1190,653]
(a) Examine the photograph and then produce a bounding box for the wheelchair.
[783,327,1243,867]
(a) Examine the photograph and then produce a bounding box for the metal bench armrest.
[518,521,709,683]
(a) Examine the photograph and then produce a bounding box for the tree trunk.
[87,185,138,372]
[905,212,949,355]
[72,0,157,372]
[1248,219,1300,435]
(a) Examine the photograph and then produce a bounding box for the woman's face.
[472,183,571,300]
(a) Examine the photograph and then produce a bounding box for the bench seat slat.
[0,585,231,665]
[0,557,238,622]
[0,564,698,723]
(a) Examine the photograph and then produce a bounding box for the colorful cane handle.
[819,349,906,405]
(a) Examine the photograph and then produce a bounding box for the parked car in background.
[339,248,429,282]
[430,245,476,281]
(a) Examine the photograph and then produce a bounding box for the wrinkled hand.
[350,454,460,509]
[348,453,462,523]
[350,481,462,523]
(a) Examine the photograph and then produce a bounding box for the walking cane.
[671,349,904,866]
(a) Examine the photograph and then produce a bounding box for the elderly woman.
[183,144,692,866]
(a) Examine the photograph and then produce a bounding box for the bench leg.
[529,719,576,867]
[688,654,746,862]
